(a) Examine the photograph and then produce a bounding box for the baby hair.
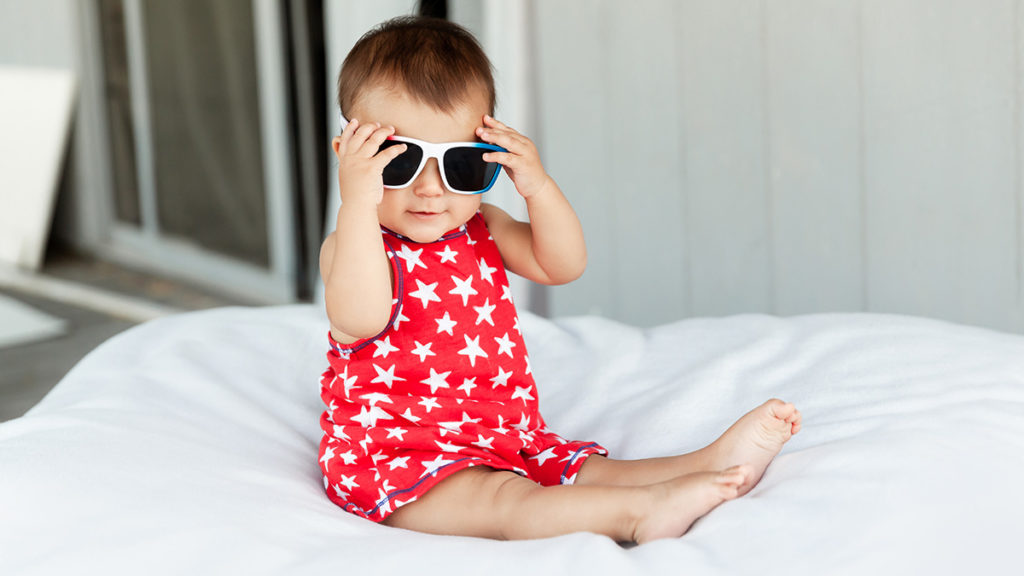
[337,16,496,116]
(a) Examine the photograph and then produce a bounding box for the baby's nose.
[412,158,444,197]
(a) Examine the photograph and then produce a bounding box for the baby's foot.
[634,465,749,544]
[707,399,801,496]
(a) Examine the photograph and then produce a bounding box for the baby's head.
[338,16,495,119]
[336,16,498,243]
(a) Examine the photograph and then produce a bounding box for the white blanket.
[1,305,1023,575]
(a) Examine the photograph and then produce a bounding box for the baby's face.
[348,86,489,243]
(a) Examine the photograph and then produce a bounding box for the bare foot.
[706,399,802,496]
[633,465,749,544]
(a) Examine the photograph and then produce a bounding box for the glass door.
[93,0,297,302]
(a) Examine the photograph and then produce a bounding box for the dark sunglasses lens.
[443,148,499,193]
[380,140,423,186]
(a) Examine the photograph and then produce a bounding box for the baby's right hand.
[334,119,407,207]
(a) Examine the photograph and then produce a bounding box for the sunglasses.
[339,113,506,195]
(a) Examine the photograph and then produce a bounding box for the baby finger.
[374,141,407,168]
[358,125,395,157]
[478,128,529,152]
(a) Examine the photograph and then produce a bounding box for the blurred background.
[2,0,1024,418]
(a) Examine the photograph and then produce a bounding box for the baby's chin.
[392,224,446,244]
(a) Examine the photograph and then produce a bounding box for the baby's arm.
[476,116,586,285]
[322,119,408,342]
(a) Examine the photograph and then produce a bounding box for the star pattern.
[409,279,441,308]
[473,299,496,326]
[449,274,478,306]
[458,333,488,367]
[396,244,427,273]
[435,312,457,336]
[318,214,606,523]
[410,340,435,362]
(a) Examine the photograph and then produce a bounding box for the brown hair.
[337,16,496,116]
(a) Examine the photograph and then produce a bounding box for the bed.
[1,304,1022,575]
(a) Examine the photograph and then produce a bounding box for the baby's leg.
[383,465,750,544]
[578,399,801,496]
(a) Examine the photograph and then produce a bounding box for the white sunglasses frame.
[339,112,506,195]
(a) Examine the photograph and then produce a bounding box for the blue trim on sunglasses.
[339,112,506,195]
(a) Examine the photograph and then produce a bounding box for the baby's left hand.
[477,115,553,199]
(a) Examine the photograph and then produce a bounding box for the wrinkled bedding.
[1,305,1022,575]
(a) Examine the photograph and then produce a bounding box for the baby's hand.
[335,119,407,206]
[476,116,554,199]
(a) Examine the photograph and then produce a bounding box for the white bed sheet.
[2,305,1023,575]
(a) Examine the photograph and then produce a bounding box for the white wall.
[535,0,1024,334]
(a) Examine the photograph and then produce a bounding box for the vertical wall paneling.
[1017,0,1024,325]
[677,0,772,316]
[765,0,864,315]
[606,0,687,325]
[862,0,1017,332]
[534,0,617,317]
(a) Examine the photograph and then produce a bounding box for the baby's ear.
[331,136,344,157]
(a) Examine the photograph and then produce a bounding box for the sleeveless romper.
[318,213,606,522]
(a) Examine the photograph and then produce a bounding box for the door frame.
[79,0,297,303]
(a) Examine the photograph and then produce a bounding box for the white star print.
[376,488,393,515]
[511,385,535,403]
[338,474,359,491]
[373,336,399,358]
[359,392,393,406]
[399,408,421,423]
[530,446,558,467]
[320,446,335,471]
[418,397,442,413]
[494,332,516,358]
[434,439,465,453]
[437,245,459,263]
[350,405,393,428]
[409,279,441,308]
[513,316,520,334]
[371,363,405,389]
[334,367,359,398]
[385,427,407,441]
[396,244,427,273]
[332,484,349,499]
[387,456,411,470]
[435,311,457,335]
[332,425,350,441]
[457,377,477,396]
[478,257,497,285]
[449,274,478,306]
[422,454,454,476]
[473,298,496,326]
[410,340,436,362]
[513,413,531,432]
[338,450,358,465]
[392,306,410,331]
[420,368,452,394]
[438,412,482,437]
[525,356,532,375]
[472,434,495,450]
[501,284,512,302]
[490,366,513,388]
[458,333,489,367]
[495,415,509,435]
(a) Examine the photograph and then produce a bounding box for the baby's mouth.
[410,210,442,218]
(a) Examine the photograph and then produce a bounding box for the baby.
[318,16,802,544]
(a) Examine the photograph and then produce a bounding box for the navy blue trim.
[559,443,601,484]
[380,224,467,244]
[366,457,475,517]
[331,238,405,356]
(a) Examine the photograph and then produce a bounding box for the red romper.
[318,213,606,522]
